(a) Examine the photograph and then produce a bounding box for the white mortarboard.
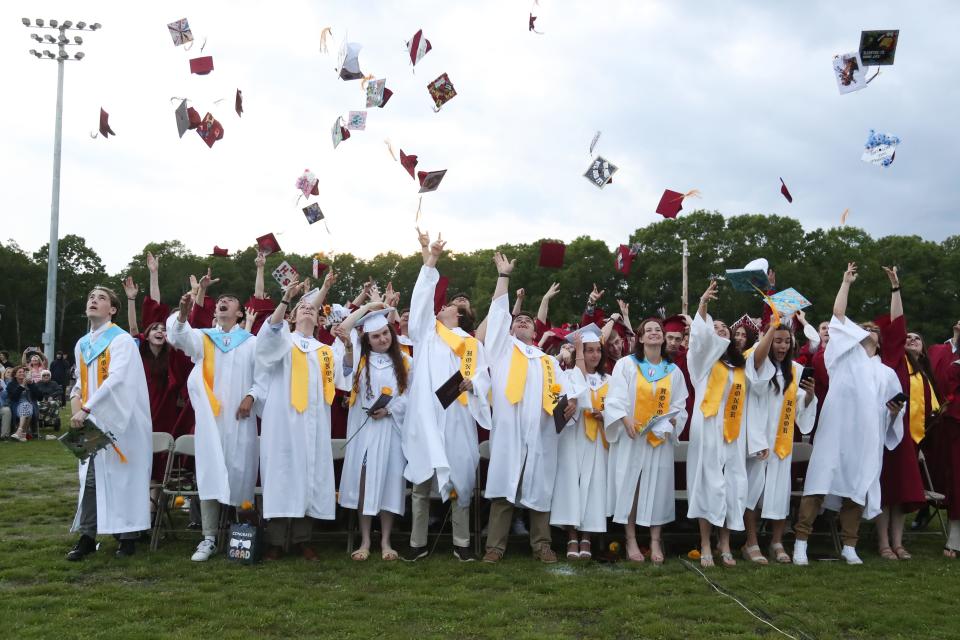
[565,323,602,344]
[328,304,348,324]
[742,258,769,273]
[300,288,322,307]
[356,308,394,333]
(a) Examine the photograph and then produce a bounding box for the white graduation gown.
[484,294,572,512]
[71,325,152,535]
[685,313,766,530]
[603,357,689,527]
[744,359,817,520]
[256,322,344,520]
[402,265,492,508]
[338,340,412,516]
[551,369,613,531]
[802,316,904,519]
[166,318,259,506]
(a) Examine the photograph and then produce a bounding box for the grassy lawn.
[2,434,958,639]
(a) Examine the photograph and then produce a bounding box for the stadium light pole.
[23,18,101,362]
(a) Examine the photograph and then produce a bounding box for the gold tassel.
[361,74,375,90]
[384,139,397,161]
[415,196,423,224]
[319,27,332,53]
[682,189,702,199]
[111,443,128,464]
[840,208,850,226]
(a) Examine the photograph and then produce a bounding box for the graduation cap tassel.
[415,196,423,224]
[200,36,208,52]
[866,68,881,84]
[682,189,702,200]
[384,139,397,161]
[319,27,333,53]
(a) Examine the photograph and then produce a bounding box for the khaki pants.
[484,499,551,555]
[410,480,470,548]
[266,517,313,547]
[0,406,11,438]
[794,494,863,547]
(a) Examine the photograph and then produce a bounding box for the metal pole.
[681,239,689,316]
[43,56,65,363]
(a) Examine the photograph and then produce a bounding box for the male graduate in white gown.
[66,286,152,561]
[166,282,261,562]
[401,230,491,562]
[481,252,577,564]
[793,263,905,566]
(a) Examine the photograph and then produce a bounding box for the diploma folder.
[553,395,570,434]
[58,419,113,462]
[365,392,392,416]
[435,370,465,410]
[723,268,770,292]
[636,410,681,440]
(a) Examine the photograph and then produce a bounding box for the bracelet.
[278,300,289,306]
[890,286,900,292]
[498,274,510,278]
[80,406,91,414]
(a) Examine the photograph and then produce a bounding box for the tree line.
[1,211,957,361]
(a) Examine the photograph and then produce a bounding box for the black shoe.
[66,535,98,561]
[453,546,476,562]
[911,507,932,531]
[401,546,429,562]
[115,539,136,558]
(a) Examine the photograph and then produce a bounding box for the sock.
[793,539,807,553]
[204,535,215,543]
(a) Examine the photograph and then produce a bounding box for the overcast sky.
[3,1,958,273]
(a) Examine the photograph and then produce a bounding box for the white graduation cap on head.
[566,323,602,344]
[356,308,394,333]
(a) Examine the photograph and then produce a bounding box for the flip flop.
[893,546,912,560]
[382,549,399,561]
[350,549,370,561]
[700,554,715,568]
[719,551,736,567]
[566,539,580,560]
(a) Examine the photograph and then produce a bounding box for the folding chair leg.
[935,506,948,540]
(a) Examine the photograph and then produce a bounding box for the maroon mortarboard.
[542,326,572,352]
[538,241,566,268]
[379,87,394,108]
[189,56,214,75]
[98,108,115,138]
[655,189,700,219]
[400,150,418,179]
[779,177,793,203]
[187,106,203,129]
[615,244,634,275]
[406,29,431,67]
[235,89,243,117]
[417,169,447,193]
[434,275,449,314]
[662,315,686,334]
[210,246,229,257]
[427,73,457,111]
[256,233,281,256]
[196,113,224,148]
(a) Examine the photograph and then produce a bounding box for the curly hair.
[355,323,409,401]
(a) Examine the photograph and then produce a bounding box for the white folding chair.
[673,441,689,504]
[150,432,175,525]
[918,449,949,539]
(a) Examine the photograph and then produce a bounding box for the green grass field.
[2,435,959,639]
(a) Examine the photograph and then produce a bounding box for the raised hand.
[361,276,374,297]
[543,282,560,300]
[122,276,138,300]
[516,288,526,299]
[700,280,719,305]
[368,283,383,304]
[244,308,257,332]
[188,274,200,294]
[493,251,515,275]
[882,265,899,286]
[199,267,220,290]
[429,234,446,258]
[254,251,266,268]
[588,283,604,305]
[282,278,301,302]
[322,268,338,289]
[146,252,159,273]
[842,262,858,284]
[178,292,194,318]
[795,309,807,325]
[617,299,630,317]
[416,227,430,250]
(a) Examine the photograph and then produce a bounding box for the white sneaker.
[792,540,808,566]
[840,545,863,565]
[511,517,529,536]
[191,539,217,562]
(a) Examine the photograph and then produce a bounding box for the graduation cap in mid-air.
[189,56,214,75]
[400,150,418,178]
[167,18,193,47]
[538,241,566,268]
[779,178,793,203]
[655,189,700,219]
[98,108,115,138]
[337,41,363,80]
[406,29,432,68]
[256,233,281,256]
[427,73,457,111]
[196,112,223,148]
[417,170,447,193]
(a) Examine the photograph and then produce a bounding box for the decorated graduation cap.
[332,116,351,149]
[615,244,637,275]
[724,257,770,292]
[356,308,394,333]
[365,78,393,108]
[168,18,193,47]
[566,323,602,344]
[327,303,349,324]
[256,233,281,256]
[210,246,229,257]
[235,89,243,117]
[779,178,793,203]
[406,29,432,67]
[337,41,363,80]
[189,56,214,75]
[859,30,899,66]
[299,287,322,307]
[427,73,457,111]
[302,203,324,225]
[583,157,617,189]
[656,189,700,219]
[862,129,899,167]
[296,169,320,198]
[417,169,447,193]
[196,112,224,148]
[662,315,686,334]
[538,241,566,268]
[346,111,367,130]
[98,108,115,138]
[730,313,760,340]
[400,150,418,178]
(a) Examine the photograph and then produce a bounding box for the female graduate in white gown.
[604,318,688,565]
[336,302,412,561]
[742,321,817,564]
[256,282,345,557]
[686,281,768,568]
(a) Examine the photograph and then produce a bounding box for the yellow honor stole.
[291,344,336,412]
[773,373,799,459]
[79,349,111,404]
[435,320,478,406]
[906,357,939,444]
[201,335,222,416]
[504,345,560,415]
[400,344,412,357]
[700,361,747,443]
[633,370,672,447]
[584,383,609,448]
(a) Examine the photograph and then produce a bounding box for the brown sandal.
[878,547,898,560]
